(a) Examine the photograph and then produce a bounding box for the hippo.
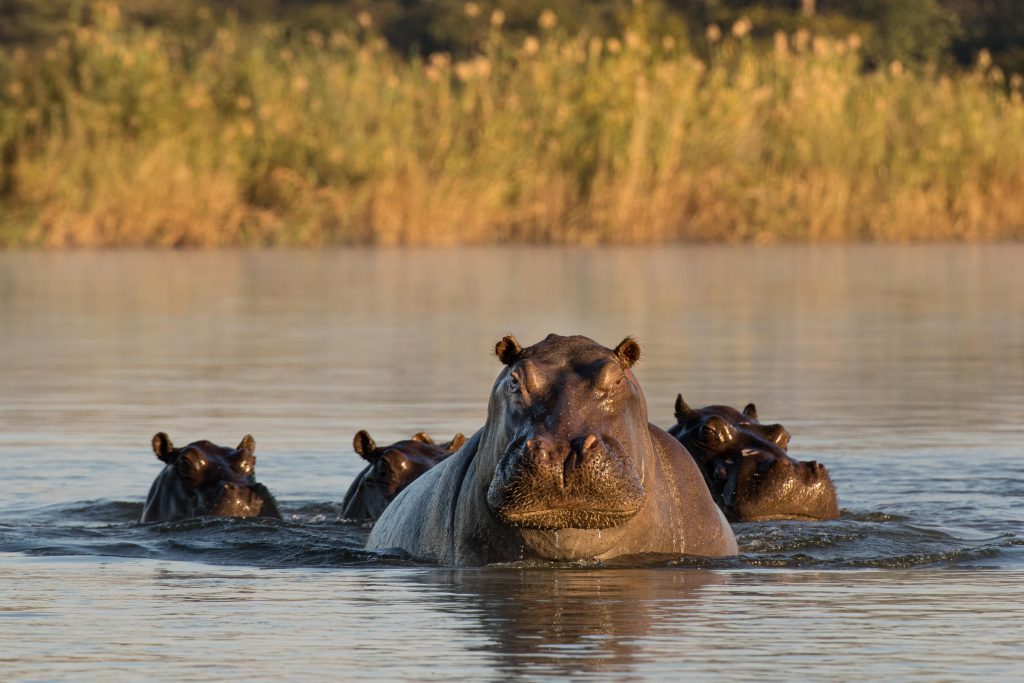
[141,432,282,523]
[668,395,839,522]
[366,334,737,565]
[339,429,467,522]
[672,396,792,451]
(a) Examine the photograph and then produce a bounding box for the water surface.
[1,246,1022,679]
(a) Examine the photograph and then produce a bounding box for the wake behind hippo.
[141,432,282,523]
[366,334,737,565]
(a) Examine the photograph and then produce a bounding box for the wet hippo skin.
[141,433,282,523]
[668,395,839,522]
[366,334,737,565]
[340,430,466,522]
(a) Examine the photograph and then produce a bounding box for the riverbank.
[1,4,1022,247]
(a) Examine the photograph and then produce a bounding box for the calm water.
[1,246,1022,680]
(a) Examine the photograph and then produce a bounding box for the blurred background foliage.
[0,1,1021,246]
[2,1,1021,73]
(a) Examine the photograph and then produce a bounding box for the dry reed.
[1,3,1022,247]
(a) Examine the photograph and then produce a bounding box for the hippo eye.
[177,449,210,484]
[507,375,521,394]
[701,418,735,445]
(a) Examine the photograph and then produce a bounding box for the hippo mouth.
[209,482,278,518]
[728,459,839,522]
[487,435,647,531]
[496,505,642,530]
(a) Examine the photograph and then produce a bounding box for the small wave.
[0,499,1019,570]
[841,510,908,523]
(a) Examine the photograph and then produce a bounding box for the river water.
[1,246,1022,680]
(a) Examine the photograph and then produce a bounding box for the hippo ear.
[446,433,467,452]
[765,424,791,450]
[411,431,435,445]
[353,430,377,461]
[495,335,522,365]
[674,394,694,420]
[743,403,758,420]
[614,337,641,369]
[237,434,255,454]
[152,432,175,463]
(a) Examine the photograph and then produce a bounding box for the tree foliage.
[0,0,1020,73]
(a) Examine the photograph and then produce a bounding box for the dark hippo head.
[140,433,282,523]
[484,334,650,534]
[340,430,466,522]
[668,396,838,521]
[673,394,791,450]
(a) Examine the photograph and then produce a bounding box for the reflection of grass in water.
[1,3,1023,247]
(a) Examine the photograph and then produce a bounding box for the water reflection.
[2,246,1024,680]
[418,568,722,678]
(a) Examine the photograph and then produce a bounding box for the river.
[1,246,1022,680]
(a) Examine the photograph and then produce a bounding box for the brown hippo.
[366,334,737,565]
[141,433,282,523]
[672,395,792,451]
[668,395,839,522]
[339,429,467,522]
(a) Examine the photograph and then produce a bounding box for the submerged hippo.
[339,429,467,522]
[366,334,737,565]
[668,395,838,522]
[674,397,792,451]
[141,433,282,523]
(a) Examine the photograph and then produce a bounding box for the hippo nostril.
[570,435,598,455]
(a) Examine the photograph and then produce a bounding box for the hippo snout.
[212,481,266,517]
[487,432,646,530]
[515,434,604,487]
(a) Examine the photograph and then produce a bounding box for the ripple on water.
[0,500,1018,571]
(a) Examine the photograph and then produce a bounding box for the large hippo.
[339,429,467,522]
[366,334,737,565]
[141,433,282,523]
[668,395,839,522]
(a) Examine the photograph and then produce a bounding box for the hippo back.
[367,432,480,562]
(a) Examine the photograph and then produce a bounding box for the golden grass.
[1,3,1022,247]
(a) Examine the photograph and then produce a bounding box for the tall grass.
[1,3,1022,247]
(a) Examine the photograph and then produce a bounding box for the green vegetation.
[1,2,1022,246]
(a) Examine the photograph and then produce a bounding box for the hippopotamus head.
[340,430,466,522]
[673,395,791,450]
[483,333,651,535]
[668,396,838,521]
[140,433,282,523]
